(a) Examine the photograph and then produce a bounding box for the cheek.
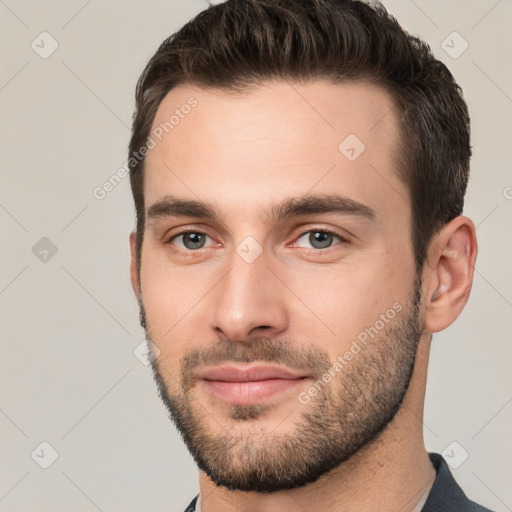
[139,252,214,349]
[288,271,375,340]
[283,257,412,346]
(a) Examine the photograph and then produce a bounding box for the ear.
[422,216,478,333]
[129,231,141,301]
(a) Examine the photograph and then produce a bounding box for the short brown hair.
[129,0,471,272]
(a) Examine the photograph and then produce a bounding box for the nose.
[210,248,289,342]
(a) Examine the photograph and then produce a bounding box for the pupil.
[310,231,332,249]
[184,233,205,249]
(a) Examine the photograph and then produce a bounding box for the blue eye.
[295,230,344,250]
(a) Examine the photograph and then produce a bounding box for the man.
[127,0,494,510]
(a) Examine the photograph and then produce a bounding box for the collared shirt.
[182,453,495,512]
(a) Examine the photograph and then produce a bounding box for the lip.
[198,364,306,382]
[197,364,310,405]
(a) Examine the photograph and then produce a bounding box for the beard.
[140,277,423,493]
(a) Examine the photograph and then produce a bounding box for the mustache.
[180,338,332,382]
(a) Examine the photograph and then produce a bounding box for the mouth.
[196,364,310,405]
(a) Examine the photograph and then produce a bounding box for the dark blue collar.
[422,453,494,511]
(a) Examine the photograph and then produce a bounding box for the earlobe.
[422,216,477,333]
[129,231,141,301]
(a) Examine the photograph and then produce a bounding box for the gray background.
[1,0,511,511]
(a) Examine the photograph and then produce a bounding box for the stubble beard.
[141,279,423,493]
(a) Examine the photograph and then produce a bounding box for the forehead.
[144,80,407,220]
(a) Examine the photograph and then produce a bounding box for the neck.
[198,335,436,512]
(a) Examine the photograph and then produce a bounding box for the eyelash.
[165,227,349,252]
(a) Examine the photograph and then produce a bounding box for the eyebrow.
[146,193,376,225]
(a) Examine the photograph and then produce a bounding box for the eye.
[295,229,346,250]
[168,231,214,251]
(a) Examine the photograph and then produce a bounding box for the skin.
[129,80,477,512]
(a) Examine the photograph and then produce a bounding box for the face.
[132,80,422,492]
